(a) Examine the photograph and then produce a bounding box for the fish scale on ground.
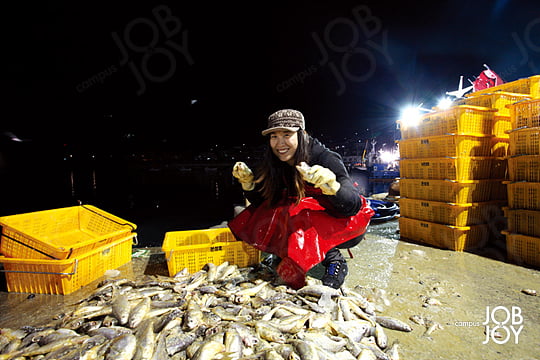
[0,262,412,360]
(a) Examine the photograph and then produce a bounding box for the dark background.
[5,0,539,144]
[2,0,539,245]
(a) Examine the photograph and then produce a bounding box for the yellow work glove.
[296,162,341,195]
[232,162,255,191]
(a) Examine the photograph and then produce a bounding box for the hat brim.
[261,126,300,136]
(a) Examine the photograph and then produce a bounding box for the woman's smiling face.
[269,130,298,165]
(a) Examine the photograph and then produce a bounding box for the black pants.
[322,233,365,265]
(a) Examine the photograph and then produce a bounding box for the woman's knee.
[336,233,365,249]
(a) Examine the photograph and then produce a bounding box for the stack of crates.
[503,97,540,268]
[398,105,507,251]
[460,74,539,158]
[0,205,137,294]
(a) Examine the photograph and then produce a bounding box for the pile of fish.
[0,262,412,360]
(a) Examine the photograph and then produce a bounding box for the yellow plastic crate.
[400,198,504,226]
[399,178,506,202]
[503,207,540,238]
[502,231,540,268]
[508,155,540,182]
[506,98,540,129]
[399,217,489,251]
[399,157,502,181]
[508,127,540,156]
[492,115,512,138]
[399,105,496,139]
[491,138,509,157]
[467,77,532,97]
[504,181,540,210]
[398,134,493,159]
[531,75,540,98]
[456,92,531,116]
[162,228,261,276]
[0,205,136,260]
[0,233,136,295]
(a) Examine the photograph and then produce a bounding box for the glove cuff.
[321,181,340,195]
[241,182,255,191]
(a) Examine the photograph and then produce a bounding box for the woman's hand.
[296,162,341,195]
[233,162,255,191]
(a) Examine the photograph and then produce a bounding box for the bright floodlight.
[437,97,454,110]
[399,106,422,128]
[379,149,399,164]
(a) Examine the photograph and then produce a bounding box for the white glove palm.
[296,162,341,195]
[232,162,255,191]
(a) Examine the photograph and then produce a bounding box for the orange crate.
[502,231,540,268]
[399,179,506,202]
[506,98,540,129]
[504,181,540,210]
[503,207,540,237]
[456,92,531,116]
[491,138,509,157]
[399,157,499,181]
[400,198,504,226]
[399,217,489,251]
[0,205,136,260]
[162,228,261,276]
[398,134,492,158]
[492,115,512,138]
[467,77,532,97]
[508,127,540,156]
[0,233,136,295]
[398,105,496,139]
[508,155,540,182]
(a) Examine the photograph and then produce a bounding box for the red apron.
[228,188,374,288]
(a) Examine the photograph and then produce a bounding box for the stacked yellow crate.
[398,105,506,251]
[460,75,539,157]
[503,97,540,268]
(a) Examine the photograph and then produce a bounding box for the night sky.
[4,0,540,151]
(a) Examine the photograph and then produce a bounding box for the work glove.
[232,162,255,191]
[296,162,341,195]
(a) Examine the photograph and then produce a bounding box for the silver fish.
[191,340,225,360]
[224,327,244,358]
[255,321,286,344]
[165,328,197,356]
[184,299,204,330]
[297,285,341,298]
[297,329,347,353]
[375,316,412,332]
[128,296,151,328]
[289,339,320,360]
[105,333,137,360]
[22,336,87,357]
[374,323,388,350]
[111,293,131,325]
[229,323,259,348]
[133,318,156,360]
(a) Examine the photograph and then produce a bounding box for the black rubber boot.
[321,248,348,289]
[261,254,281,272]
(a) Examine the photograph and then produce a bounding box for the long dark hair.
[255,130,311,206]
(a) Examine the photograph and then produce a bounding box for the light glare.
[437,97,454,110]
[399,106,422,128]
